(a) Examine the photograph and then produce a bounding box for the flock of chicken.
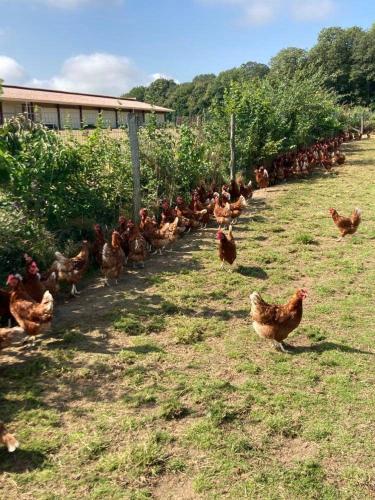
[0,131,366,452]
[253,132,354,189]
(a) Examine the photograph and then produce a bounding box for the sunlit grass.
[1,139,375,498]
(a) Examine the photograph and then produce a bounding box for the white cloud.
[0,0,121,9]
[199,0,336,25]
[151,73,180,84]
[27,53,144,95]
[0,52,175,95]
[0,55,27,83]
[243,1,279,25]
[291,0,335,21]
[44,0,100,6]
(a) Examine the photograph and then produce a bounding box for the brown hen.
[250,289,307,352]
[329,208,361,240]
[216,225,236,270]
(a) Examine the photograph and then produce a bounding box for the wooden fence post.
[127,112,142,223]
[360,113,364,135]
[229,113,236,180]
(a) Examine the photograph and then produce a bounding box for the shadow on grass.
[348,158,375,167]
[0,448,48,472]
[121,344,164,355]
[251,215,268,223]
[291,342,374,356]
[237,265,268,280]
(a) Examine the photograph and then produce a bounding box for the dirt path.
[0,188,277,366]
[53,188,279,333]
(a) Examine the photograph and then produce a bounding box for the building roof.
[0,85,173,113]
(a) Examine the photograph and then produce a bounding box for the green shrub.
[0,193,56,279]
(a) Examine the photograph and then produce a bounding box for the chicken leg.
[71,284,80,296]
[273,340,293,353]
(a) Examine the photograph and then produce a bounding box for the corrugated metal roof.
[0,85,173,113]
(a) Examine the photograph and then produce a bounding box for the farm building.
[0,85,172,129]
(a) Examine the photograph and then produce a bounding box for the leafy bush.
[0,192,56,280]
[0,115,133,230]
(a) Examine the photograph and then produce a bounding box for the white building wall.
[102,109,117,128]
[2,101,24,120]
[117,110,129,127]
[82,108,99,127]
[35,106,59,128]
[60,108,81,129]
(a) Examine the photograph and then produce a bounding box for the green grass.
[1,139,375,499]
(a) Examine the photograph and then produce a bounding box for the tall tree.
[269,48,308,80]
[187,74,216,115]
[166,82,194,116]
[124,86,147,102]
[145,78,177,106]
[350,24,375,105]
[309,27,365,103]
[238,61,269,80]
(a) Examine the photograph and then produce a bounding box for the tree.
[238,61,269,80]
[166,82,194,116]
[187,74,216,115]
[145,78,177,106]
[204,67,240,106]
[309,27,365,103]
[269,48,308,80]
[350,24,375,105]
[124,86,147,102]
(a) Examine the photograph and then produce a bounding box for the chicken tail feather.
[0,423,19,453]
[41,290,54,314]
[4,433,19,452]
[352,207,362,227]
[250,291,262,307]
[54,251,67,261]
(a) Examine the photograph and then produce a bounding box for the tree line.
[125,24,375,115]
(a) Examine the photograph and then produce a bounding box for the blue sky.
[0,0,374,96]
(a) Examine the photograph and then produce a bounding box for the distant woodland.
[126,25,375,115]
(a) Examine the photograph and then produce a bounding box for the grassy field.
[1,138,375,499]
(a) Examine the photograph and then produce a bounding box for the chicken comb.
[6,274,22,285]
